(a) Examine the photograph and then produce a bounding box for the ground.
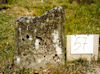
[0,0,100,73]
[93,63,100,74]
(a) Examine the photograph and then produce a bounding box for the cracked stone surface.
[15,7,65,69]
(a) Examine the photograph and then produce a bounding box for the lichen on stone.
[15,7,65,69]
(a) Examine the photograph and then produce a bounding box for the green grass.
[0,0,100,73]
[97,57,100,63]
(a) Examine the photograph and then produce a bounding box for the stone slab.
[14,7,65,69]
[66,34,99,61]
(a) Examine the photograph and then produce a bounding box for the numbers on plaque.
[73,37,88,51]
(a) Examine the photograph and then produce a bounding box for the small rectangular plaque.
[67,34,99,61]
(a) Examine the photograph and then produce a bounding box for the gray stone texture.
[15,7,65,69]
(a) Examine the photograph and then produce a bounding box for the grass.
[2,59,94,73]
[0,0,100,73]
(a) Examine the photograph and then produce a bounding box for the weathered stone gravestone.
[15,7,65,69]
[67,35,99,61]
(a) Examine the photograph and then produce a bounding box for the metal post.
[41,0,43,3]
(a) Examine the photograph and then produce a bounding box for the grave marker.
[67,34,99,61]
[15,7,65,69]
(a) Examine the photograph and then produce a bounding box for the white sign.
[71,35,94,54]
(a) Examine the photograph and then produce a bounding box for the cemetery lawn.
[0,0,100,73]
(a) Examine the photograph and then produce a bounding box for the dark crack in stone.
[14,7,65,69]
